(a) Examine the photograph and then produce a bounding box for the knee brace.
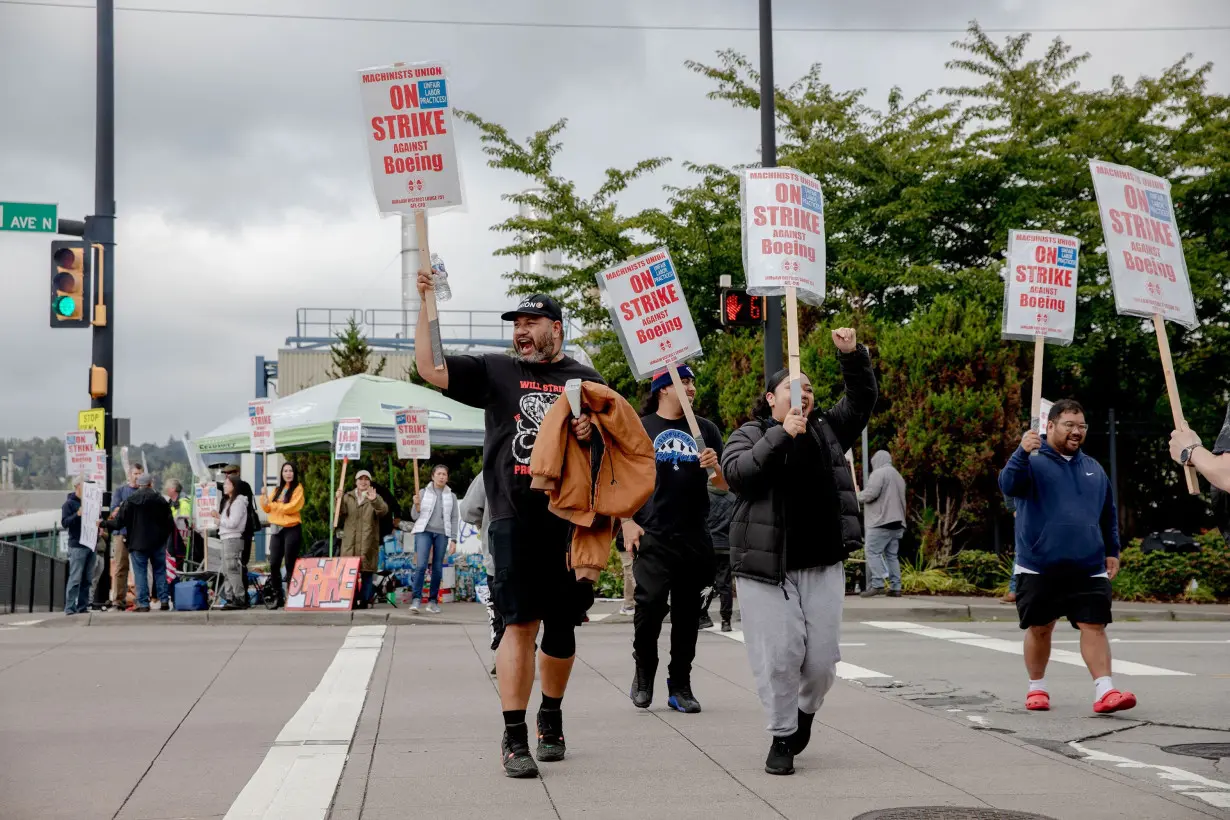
[539,620,576,660]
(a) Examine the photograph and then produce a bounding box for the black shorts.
[488,515,587,626]
[1015,572,1113,630]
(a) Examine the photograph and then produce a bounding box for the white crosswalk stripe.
[863,621,1193,677]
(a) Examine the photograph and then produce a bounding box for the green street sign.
[0,201,58,233]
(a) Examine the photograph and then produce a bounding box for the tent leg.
[329,456,336,558]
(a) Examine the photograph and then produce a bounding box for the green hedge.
[1112,531,1229,602]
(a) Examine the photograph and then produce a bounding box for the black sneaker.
[720,620,732,633]
[501,725,539,778]
[887,590,902,598]
[789,709,816,755]
[535,709,566,762]
[159,601,170,611]
[667,679,701,714]
[766,737,795,775]
[630,663,655,709]
[698,612,715,630]
[859,587,886,598]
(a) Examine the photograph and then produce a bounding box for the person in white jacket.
[218,475,249,610]
[401,464,459,613]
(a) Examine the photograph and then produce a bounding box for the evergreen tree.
[328,317,386,379]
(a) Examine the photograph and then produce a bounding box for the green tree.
[328,317,386,379]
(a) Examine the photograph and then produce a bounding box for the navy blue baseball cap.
[502,294,563,323]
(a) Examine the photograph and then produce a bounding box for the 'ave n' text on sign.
[0,201,57,233]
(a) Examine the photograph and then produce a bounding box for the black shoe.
[887,590,902,598]
[766,737,795,775]
[501,725,539,778]
[630,663,655,709]
[667,679,701,714]
[698,612,715,630]
[789,710,816,755]
[535,709,566,762]
[859,587,886,598]
[159,601,170,611]
[221,602,244,611]
[720,620,732,633]
[135,606,151,612]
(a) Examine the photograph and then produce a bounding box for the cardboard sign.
[358,61,463,213]
[248,399,275,453]
[80,482,102,550]
[64,430,96,477]
[740,168,827,305]
[394,407,431,460]
[335,418,362,461]
[84,451,107,485]
[595,247,703,380]
[1088,159,1196,328]
[78,408,105,450]
[193,483,220,532]
[1002,231,1080,344]
[286,556,361,611]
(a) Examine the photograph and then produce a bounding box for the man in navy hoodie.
[999,398,1136,715]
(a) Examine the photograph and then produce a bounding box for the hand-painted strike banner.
[286,557,361,611]
[358,61,463,213]
[394,407,431,460]
[740,168,826,305]
[1002,230,1080,345]
[1088,159,1196,328]
[596,247,703,380]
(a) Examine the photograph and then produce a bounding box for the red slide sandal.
[1094,689,1137,714]
[1026,691,1050,711]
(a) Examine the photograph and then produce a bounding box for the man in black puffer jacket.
[721,328,876,777]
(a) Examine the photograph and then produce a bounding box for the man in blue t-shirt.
[1000,399,1134,716]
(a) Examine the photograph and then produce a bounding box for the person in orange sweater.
[260,462,305,609]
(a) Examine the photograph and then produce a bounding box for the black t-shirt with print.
[443,353,603,524]
[634,413,724,544]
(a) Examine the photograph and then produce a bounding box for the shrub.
[597,540,624,600]
[952,550,1011,591]
[1114,531,1229,602]
[901,553,976,595]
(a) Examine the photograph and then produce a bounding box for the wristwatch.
[1180,444,1202,465]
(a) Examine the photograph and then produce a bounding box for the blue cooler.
[174,580,209,611]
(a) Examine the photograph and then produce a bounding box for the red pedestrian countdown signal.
[721,289,766,328]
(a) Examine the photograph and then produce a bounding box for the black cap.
[501,294,563,323]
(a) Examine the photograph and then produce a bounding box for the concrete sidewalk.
[8,592,1228,628]
[328,624,1221,820]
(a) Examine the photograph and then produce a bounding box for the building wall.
[275,350,417,396]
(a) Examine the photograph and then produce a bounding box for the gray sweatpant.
[739,562,844,736]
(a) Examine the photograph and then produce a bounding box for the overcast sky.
[1,0,1226,443]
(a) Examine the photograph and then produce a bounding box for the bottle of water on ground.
[430,253,452,301]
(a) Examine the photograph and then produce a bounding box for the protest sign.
[740,168,826,305]
[286,557,361,611]
[596,247,703,380]
[193,483,220,532]
[335,418,362,461]
[248,399,275,453]
[64,430,95,477]
[85,451,107,485]
[358,61,462,214]
[1040,398,1055,428]
[394,408,431,461]
[1088,160,1196,329]
[80,483,102,550]
[1002,231,1080,345]
[1089,160,1200,493]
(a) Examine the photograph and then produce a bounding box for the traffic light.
[50,240,91,327]
[720,288,766,328]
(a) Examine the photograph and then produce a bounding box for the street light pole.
[91,0,116,497]
[759,0,783,384]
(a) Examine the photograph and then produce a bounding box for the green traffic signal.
[56,295,77,317]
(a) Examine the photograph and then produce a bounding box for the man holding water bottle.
[415,268,602,779]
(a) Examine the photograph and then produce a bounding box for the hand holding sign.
[832,328,856,353]
[783,408,808,438]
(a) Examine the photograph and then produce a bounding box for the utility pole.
[759,0,783,384]
[91,0,116,498]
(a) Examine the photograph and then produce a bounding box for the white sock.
[1028,679,1047,693]
[1094,676,1114,700]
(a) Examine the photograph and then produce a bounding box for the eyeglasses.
[1055,421,1090,433]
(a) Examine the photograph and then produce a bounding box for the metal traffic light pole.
[91,0,116,498]
[759,0,783,384]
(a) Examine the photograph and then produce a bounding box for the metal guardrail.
[288,307,587,350]
[1,540,67,614]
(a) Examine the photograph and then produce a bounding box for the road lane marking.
[588,613,612,622]
[1070,741,1230,810]
[863,621,1192,676]
[225,625,386,820]
[1054,639,1230,644]
[708,627,890,679]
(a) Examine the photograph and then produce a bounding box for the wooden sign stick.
[667,365,717,481]
[332,457,349,528]
[1152,314,1200,495]
[413,458,421,499]
[415,210,446,370]
[1030,334,1045,457]
[785,287,803,409]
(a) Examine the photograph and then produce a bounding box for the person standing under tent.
[405,464,460,614]
[260,461,305,609]
[337,469,389,608]
[217,475,250,611]
[721,328,877,776]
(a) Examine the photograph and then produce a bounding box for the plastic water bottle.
[430,253,452,301]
